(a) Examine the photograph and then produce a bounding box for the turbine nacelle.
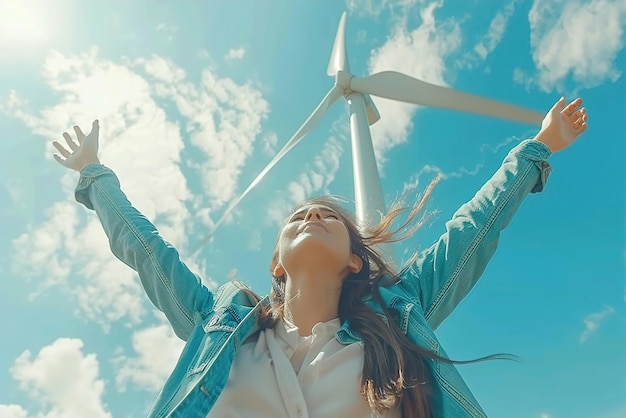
[335,70,381,126]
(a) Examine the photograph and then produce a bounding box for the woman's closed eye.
[290,212,339,222]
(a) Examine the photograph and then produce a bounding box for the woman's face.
[273,203,358,278]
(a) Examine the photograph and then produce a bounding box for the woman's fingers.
[52,140,71,158]
[563,97,583,116]
[569,108,586,124]
[53,153,69,166]
[63,132,79,151]
[574,112,589,130]
[73,125,86,143]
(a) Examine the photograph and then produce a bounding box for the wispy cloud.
[474,2,518,61]
[346,0,391,17]
[261,132,278,157]
[580,305,615,343]
[156,23,180,42]
[225,47,246,61]
[1,338,111,418]
[345,0,421,17]
[400,135,519,196]
[520,0,626,92]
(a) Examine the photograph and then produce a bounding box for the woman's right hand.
[535,97,588,153]
[53,119,101,172]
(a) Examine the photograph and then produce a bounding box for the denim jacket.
[75,139,552,417]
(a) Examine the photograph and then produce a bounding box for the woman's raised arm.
[400,98,588,330]
[53,120,214,341]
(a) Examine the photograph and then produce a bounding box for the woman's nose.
[304,207,323,221]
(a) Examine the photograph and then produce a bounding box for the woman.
[53,97,588,417]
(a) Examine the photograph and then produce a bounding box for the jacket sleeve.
[400,139,553,330]
[75,163,214,340]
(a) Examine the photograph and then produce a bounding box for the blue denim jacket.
[75,139,552,417]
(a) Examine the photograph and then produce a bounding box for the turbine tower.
[197,12,543,251]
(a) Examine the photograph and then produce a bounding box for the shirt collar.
[276,317,341,350]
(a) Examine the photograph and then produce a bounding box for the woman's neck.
[282,271,344,336]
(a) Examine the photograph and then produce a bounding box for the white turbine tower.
[196,12,543,252]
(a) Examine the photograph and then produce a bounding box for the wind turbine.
[196,12,543,252]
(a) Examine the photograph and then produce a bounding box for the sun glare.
[0,0,47,44]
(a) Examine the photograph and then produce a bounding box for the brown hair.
[258,180,509,417]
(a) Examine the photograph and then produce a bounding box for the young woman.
[53,97,588,417]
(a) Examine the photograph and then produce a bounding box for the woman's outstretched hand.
[53,120,101,172]
[535,97,588,153]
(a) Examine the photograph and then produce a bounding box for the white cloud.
[262,132,278,157]
[580,305,615,343]
[113,318,186,392]
[0,405,29,418]
[5,178,25,209]
[137,55,270,215]
[5,338,111,418]
[367,1,462,169]
[247,229,262,251]
[346,0,390,16]
[539,414,551,418]
[11,202,145,330]
[0,90,39,127]
[512,67,532,90]
[474,2,517,61]
[6,48,267,329]
[225,47,246,61]
[526,0,626,92]
[12,202,78,287]
[356,29,368,44]
[156,23,179,42]
[346,0,421,17]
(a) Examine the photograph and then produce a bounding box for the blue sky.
[0,0,624,417]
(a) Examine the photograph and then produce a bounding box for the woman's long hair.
[257,180,510,417]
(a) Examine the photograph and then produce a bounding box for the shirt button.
[296,406,303,417]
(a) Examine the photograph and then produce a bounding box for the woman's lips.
[298,221,328,233]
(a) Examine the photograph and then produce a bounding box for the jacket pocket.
[389,297,442,372]
[185,305,240,377]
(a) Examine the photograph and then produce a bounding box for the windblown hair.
[257,179,509,417]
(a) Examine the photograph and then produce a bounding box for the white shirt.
[208,318,401,418]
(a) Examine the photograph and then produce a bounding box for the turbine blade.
[327,12,350,75]
[364,93,380,125]
[193,86,343,254]
[351,71,543,125]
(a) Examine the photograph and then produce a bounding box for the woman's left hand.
[535,97,588,153]
[52,120,101,172]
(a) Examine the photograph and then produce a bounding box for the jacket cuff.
[75,163,120,209]
[512,139,553,193]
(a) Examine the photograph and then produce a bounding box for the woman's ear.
[348,253,363,274]
[272,261,285,277]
